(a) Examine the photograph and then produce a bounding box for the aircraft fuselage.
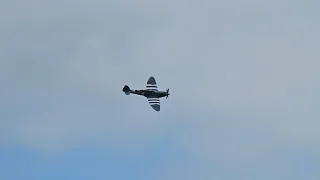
[130,89,168,98]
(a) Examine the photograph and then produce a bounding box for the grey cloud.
[1,0,320,179]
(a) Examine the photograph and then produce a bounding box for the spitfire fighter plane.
[122,76,169,111]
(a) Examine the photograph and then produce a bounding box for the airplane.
[122,76,170,111]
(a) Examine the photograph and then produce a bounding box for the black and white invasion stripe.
[147,98,160,105]
[146,84,158,91]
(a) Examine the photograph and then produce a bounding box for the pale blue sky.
[1,0,320,179]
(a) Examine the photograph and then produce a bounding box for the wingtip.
[150,104,160,111]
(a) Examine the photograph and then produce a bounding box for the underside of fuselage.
[130,89,165,98]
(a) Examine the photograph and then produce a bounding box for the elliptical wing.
[147,97,160,111]
[146,76,158,91]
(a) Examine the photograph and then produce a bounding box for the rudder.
[123,85,131,95]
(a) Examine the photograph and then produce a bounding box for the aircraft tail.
[123,85,131,95]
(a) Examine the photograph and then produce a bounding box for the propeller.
[166,88,170,99]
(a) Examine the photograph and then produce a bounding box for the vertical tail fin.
[123,85,131,95]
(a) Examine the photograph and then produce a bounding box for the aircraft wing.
[147,97,160,111]
[146,76,158,91]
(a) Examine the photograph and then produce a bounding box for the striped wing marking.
[146,76,158,91]
[147,97,160,111]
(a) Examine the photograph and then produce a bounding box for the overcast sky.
[1,0,320,179]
